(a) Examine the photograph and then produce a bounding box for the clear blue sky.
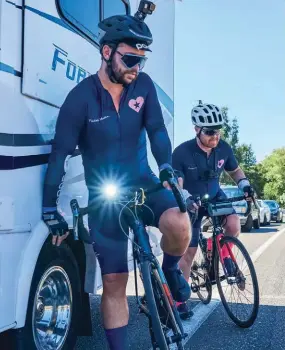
[174,0,285,162]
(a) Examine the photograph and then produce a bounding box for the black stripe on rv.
[0,133,54,146]
[0,150,81,170]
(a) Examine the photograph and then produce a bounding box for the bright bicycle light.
[103,184,118,198]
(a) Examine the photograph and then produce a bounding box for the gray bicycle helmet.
[191,103,224,129]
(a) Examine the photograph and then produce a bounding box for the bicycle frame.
[192,195,260,328]
[199,213,238,284]
[123,207,174,310]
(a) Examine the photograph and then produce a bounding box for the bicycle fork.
[214,233,237,282]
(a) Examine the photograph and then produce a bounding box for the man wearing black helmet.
[42,11,191,350]
[173,102,254,319]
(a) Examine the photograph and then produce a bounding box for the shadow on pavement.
[187,302,285,350]
[249,226,279,234]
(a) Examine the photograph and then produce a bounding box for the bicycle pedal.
[191,283,199,293]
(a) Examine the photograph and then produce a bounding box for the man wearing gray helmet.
[173,102,255,319]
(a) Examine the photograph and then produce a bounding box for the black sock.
[104,325,128,350]
[162,252,182,270]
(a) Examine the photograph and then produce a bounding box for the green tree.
[221,107,231,141]
[219,109,259,188]
[244,164,266,198]
[230,117,239,154]
[235,143,256,169]
[261,148,285,203]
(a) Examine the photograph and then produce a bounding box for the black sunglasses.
[201,128,221,136]
[116,51,147,71]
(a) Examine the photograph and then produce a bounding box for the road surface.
[76,223,285,350]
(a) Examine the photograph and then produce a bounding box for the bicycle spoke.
[233,285,253,305]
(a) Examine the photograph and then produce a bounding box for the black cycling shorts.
[89,187,178,275]
[189,206,236,248]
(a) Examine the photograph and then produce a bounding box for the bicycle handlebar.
[216,195,257,217]
[192,194,257,219]
[167,177,187,213]
[70,176,187,242]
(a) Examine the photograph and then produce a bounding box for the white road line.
[249,226,285,263]
[260,295,285,299]
[169,300,220,350]
[149,226,285,349]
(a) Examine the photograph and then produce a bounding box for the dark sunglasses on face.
[116,51,147,71]
[201,128,221,136]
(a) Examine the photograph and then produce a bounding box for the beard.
[203,137,219,148]
[111,61,138,85]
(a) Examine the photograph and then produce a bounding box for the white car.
[257,200,271,226]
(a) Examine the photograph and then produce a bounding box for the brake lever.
[168,176,187,213]
[244,195,254,217]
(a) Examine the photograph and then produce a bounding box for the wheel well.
[38,236,87,285]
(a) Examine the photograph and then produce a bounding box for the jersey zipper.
[117,89,126,161]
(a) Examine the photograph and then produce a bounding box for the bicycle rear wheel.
[141,260,185,349]
[191,245,212,304]
[214,236,259,328]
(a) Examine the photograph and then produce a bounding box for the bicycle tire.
[191,246,212,304]
[196,275,212,305]
[152,268,185,349]
[214,236,260,328]
[141,260,168,349]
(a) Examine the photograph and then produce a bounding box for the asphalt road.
[76,223,285,350]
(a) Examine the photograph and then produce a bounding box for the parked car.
[263,200,283,223]
[257,200,271,226]
[221,185,261,232]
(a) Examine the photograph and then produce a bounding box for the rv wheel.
[16,242,81,350]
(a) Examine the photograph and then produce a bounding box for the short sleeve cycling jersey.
[172,138,238,199]
[43,72,171,208]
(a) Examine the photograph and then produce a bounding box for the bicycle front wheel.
[141,260,186,349]
[214,236,260,328]
[141,260,169,350]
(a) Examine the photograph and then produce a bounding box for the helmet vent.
[199,115,205,123]
[212,112,217,123]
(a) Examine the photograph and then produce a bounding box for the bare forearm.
[227,167,247,184]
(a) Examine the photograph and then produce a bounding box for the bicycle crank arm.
[167,332,188,345]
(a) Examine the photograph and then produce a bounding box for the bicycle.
[70,175,189,350]
[190,194,260,328]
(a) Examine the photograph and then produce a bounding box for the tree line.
[220,107,285,206]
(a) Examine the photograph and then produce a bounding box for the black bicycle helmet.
[98,14,153,84]
[98,15,153,51]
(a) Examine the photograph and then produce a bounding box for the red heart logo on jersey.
[128,96,144,112]
[217,159,225,168]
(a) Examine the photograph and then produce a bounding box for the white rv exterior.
[0,0,175,347]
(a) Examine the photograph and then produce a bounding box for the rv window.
[57,0,100,41]
[57,0,130,44]
[103,0,130,19]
